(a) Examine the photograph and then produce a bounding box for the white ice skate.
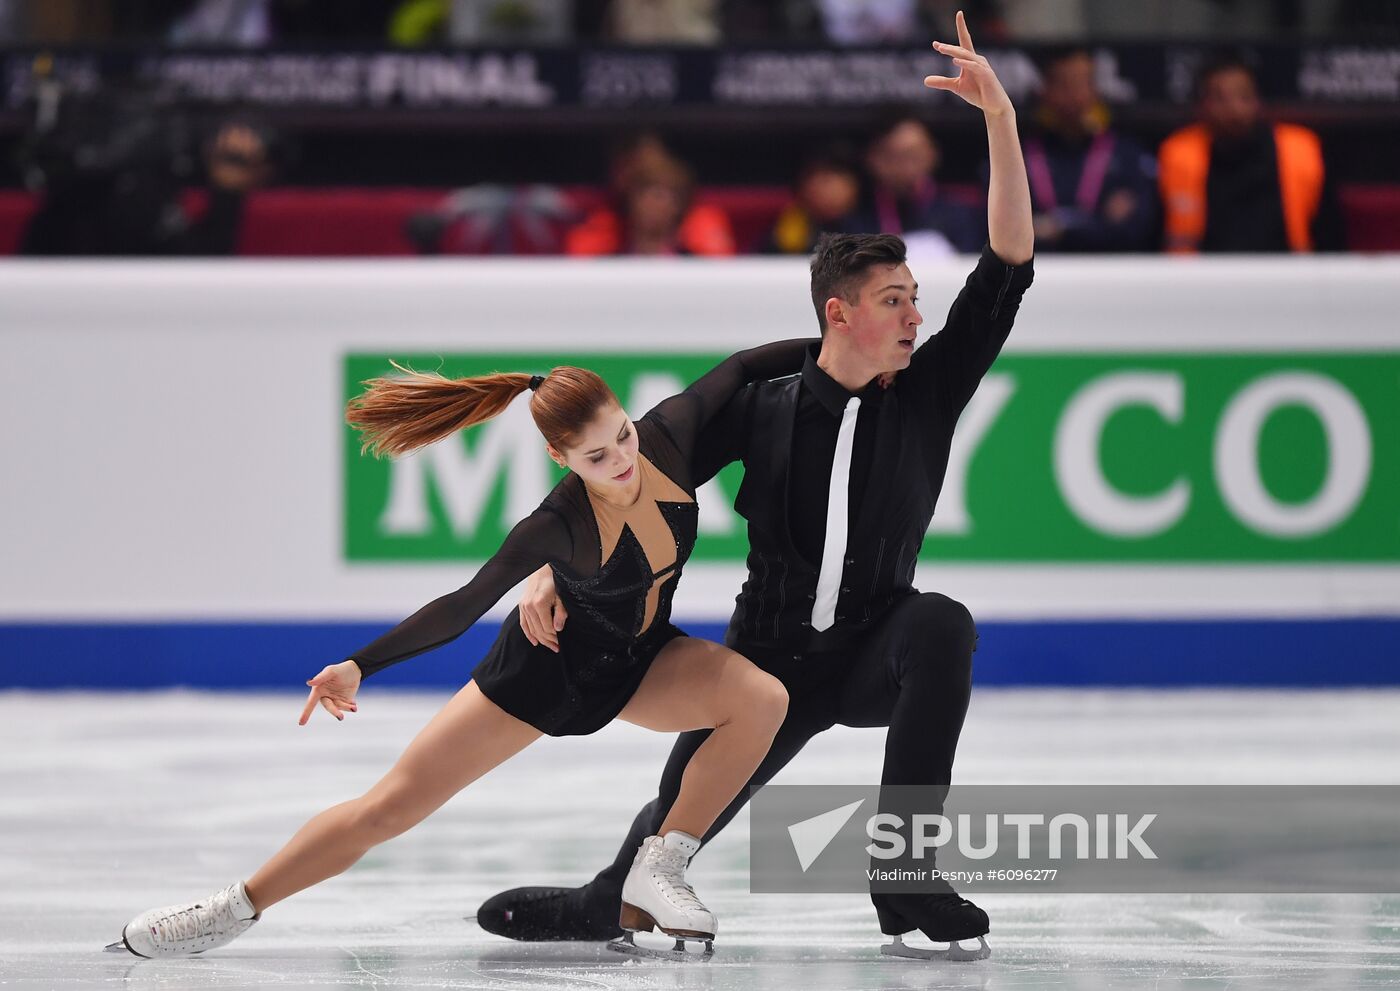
[609,832,715,961]
[105,881,259,958]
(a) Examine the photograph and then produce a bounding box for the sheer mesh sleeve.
[644,339,811,462]
[349,507,573,678]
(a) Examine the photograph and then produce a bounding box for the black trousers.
[590,591,978,897]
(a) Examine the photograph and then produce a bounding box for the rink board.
[3,257,1399,687]
[1,617,1398,689]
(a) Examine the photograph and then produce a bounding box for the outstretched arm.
[924,10,1033,265]
[346,508,572,680]
[298,509,569,722]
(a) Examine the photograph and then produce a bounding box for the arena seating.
[2,184,1397,255]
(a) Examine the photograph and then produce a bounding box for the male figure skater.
[479,12,1034,956]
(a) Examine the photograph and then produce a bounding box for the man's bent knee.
[906,593,977,654]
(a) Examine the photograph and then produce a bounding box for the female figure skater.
[114,340,809,959]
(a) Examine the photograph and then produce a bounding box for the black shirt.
[787,352,884,568]
[693,245,1034,655]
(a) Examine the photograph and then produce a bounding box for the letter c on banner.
[1214,372,1371,538]
[1054,372,1189,538]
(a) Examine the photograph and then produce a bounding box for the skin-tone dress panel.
[585,453,696,635]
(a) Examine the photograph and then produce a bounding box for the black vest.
[724,373,954,661]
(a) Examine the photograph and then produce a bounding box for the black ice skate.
[473,885,622,942]
[871,890,991,961]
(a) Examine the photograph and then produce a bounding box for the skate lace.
[647,846,706,914]
[150,889,236,946]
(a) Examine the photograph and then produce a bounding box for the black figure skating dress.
[348,340,808,736]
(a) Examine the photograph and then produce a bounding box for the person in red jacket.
[1159,55,1343,253]
[565,139,735,257]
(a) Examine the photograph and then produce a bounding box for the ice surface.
[2,688,1399,990]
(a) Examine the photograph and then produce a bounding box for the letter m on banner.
[343,353,555,561]
[379,400,546,541]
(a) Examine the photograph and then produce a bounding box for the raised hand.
[923,10,1014,118]
[299,660,361,725]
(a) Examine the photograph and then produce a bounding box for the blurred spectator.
[842,113,984,255]
[388,0,571,45]
[817,0,917,44]
[565,137,735,255]
[1158,55,1343,253]
[1024,47,1156,252]
[764,146,860,254]
[406,185,578,254]
[5,0,113,41]
[814,0,1000,45]
[0,0,24,41]
[169,0,271,46]
[3,0,1395,43]
[389,0,442,44]
[607,0,719,44]
[19,77,275,255]
[1056,0,1395,39]
[1337,0,1400,38]
[996,0,1086,39]
[723,1,818,42]
[168,0,388,45]
[242,0,390,41]
[450,0,572,42]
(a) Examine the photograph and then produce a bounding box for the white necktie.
[811,396,860,632]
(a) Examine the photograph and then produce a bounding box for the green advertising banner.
[345,352,1399,563]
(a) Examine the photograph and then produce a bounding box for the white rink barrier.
[2,256,1398,687]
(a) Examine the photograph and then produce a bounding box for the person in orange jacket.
[1158,55,1343,253]
[565,138,735,257]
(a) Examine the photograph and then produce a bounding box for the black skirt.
[471,607,688,737]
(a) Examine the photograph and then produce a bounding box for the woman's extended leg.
[243,681,541,912]
[617,639,787,843]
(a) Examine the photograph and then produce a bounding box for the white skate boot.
[610,832,715,960]
[107,881,259,958]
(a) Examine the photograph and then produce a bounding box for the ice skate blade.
[104,928,142,957]
[607,932,714,962]
[880,933,990,962]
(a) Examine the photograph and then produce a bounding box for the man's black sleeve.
[643,339,809,464]
[905,244,1035,420]
[689,386,753,487]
